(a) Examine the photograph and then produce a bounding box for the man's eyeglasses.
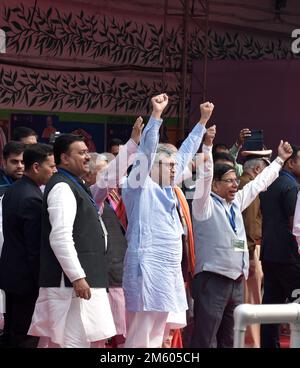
[219,178,240,185]
[158,162,177,168]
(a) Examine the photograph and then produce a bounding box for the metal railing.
[233,303,300,348]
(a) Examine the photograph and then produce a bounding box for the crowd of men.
[0,94,299,348]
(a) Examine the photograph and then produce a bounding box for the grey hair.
[243,158,265,172]
[88,152,108,173]
[154,143,176,163]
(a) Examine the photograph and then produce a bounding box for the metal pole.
[162,0,168,92]
[202,0,209,102]
[179,0,189,141]
[234,303,300,348]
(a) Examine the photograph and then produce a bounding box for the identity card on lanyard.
[232,239,247,252]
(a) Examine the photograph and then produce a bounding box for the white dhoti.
[29,286,116,348]
[124,311,169,348]
[163,311,187,346]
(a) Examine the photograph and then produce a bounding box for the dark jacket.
[260,172,300,263]
[0,176,43,294]
[39,171,108,288]
[0,169,13,196]
[102,201,127,287]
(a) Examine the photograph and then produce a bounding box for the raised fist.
[200,101,214,126]
[277,140,293,162]
[131,116,144,145]
[151,94,169,113]
[203,124,216,146]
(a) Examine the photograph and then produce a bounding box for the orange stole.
[171,328,183,348]
[174,186,195,277]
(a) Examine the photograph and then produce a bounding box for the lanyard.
[280,170,298,184]
[58,168,99,211]
[211,193,237,234]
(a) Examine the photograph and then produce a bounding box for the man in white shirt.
[191,139,293,348]
[29,134,116,348]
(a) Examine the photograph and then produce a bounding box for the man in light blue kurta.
[122,93,214,347]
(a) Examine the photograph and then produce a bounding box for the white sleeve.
[175,123,206,183]
[293,192,300,250]
[91,138,138,205]
[235,159,282,212]
[192,145,214,221]
[47,182,86,282]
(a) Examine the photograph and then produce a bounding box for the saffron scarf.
[174,186,195,277]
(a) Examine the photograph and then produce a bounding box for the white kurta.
[28,182,116,346]
[122,118,206,313]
